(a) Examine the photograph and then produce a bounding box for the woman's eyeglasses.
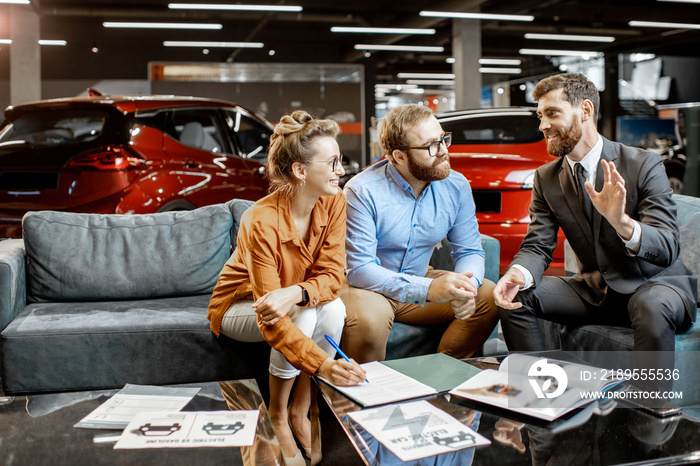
[396,132,452,157]
[309,154,344,171]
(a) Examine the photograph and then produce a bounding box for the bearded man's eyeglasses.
[396,132,452,157]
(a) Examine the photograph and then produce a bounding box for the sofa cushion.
[674,194,700,304]
[22,204,233,303]
[226,198,255,251]
[0,295,270,393]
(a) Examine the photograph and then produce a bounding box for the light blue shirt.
[344,159,485,305]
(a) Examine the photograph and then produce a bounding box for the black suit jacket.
[512,136,697,322]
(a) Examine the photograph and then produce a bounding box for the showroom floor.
[319,397,366,465]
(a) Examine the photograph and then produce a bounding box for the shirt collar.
[277,191,295,242]
[566,133,602,177]
[386,160,427,199]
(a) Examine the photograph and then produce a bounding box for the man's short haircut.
[533,73,600,124]
[377,104,434,163]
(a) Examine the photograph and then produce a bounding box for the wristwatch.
[298,287,309,306]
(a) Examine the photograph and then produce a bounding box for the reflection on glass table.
[0,379,283,466]
[316,355,700,466]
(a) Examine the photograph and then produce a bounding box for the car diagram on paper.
[348,400,490,462]
[114,410,259,449]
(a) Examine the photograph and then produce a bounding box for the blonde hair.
[377,104,434,163]
[267,110,340,196]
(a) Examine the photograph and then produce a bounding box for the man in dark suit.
[494,73,696,358]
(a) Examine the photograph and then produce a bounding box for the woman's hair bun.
[274,110,314,137]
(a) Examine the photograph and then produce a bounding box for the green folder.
[381,353,483,393]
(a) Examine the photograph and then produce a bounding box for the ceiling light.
[446,57,456,64]
[331,27,435,35]
[479,58,521,65]
[0,0,30,4]
[398,88,426,94]
[628,20,700,29]
[163,41,264,48]
[657,0,700,3]
[1,39,68,46]
[479,67,522,74]
[519,48,604,58]
[103,22,223,30]
[168,3,302,12]
[375,84,420,89]
[397,72,455,79]
[405,79,455,86]
[420,11,534,22]
[39,40,67,46]
[524,33,615,43]
[354,44,444,52]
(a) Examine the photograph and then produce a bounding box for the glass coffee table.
[0,379,283,466]
[316,355,700,465]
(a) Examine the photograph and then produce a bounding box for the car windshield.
[0,110,108,147]
[440,114,543,145]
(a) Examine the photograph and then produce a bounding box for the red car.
[0,94,273,238]
[437,107,567,276]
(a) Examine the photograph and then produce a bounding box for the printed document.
[348,400,490,461]
[74,384,200,429]
[114,410,259,449]
[319,361,437,407]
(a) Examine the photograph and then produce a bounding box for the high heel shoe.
[282,448,306,466]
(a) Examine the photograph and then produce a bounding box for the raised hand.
[585,159,635,240]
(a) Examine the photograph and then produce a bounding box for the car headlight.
[521,171,535,189]
[504,169,536,189]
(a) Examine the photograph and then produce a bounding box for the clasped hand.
[252,285,301,326]
[427,271,478,321]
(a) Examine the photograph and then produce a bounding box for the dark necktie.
[575,162,593,226]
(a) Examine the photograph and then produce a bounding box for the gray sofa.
[0,199,500,395]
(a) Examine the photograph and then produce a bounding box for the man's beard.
[406,152,451,182]
[546,118,582,158]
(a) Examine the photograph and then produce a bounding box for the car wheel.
[158,200,196,212]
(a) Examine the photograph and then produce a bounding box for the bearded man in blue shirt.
[340,104,499,363]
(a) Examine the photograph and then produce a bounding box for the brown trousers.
[339,269,499,363]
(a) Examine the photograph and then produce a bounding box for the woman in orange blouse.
[208,110,366,466]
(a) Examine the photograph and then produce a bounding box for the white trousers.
[220,297,346,379]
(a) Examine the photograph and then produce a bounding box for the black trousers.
[499,276,690,353]
[499,276,692,394]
